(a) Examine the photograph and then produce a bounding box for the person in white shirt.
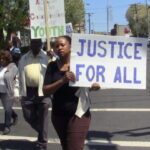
[14,39,50,150]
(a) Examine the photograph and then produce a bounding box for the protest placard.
[70,33,147,89]
[66,23,73,35]
[29,0,66,39]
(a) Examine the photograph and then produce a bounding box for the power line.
[85,4,133,11]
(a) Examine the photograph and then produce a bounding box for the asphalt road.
[1,88,150,150]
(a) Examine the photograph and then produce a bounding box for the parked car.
[148,37,150,48]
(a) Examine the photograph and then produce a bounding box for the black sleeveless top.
[44,61,79,116]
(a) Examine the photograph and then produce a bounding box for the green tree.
[0,0,85,49]
[0,0,29,49]
[126,4,150,37]
[64,0,85,27]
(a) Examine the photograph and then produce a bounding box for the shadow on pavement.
[86,145,118,150]
[112,126,150,137]
[0,123,4,131]
[0,140,35,150]
[87,131,113,142]
[86,131,118,150]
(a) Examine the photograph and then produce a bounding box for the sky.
[84,0,150,33]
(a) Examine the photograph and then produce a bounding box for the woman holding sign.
[43,35,100,150]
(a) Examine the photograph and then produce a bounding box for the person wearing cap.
[6,40,21,65]
[14,39,50,150]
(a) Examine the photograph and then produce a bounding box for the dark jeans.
[52,112,91,150]
[21,90,50,146]
[0,93,17,127]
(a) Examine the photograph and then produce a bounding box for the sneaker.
[35,143,47,150]
[3,127,10,135]
[36,146,47,150]
[35,145,47,150]
[12,116,18,126]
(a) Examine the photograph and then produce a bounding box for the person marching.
[14,39,50,150]
[43,35,100,150]
[0,50,18,135]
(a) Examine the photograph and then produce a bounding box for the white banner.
[66,23,73,35]
[70,33,147,89]
[29,0,66,39]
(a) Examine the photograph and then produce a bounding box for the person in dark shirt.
[6,40,21,65]
[43,35,100,150]
[111,24,117,36]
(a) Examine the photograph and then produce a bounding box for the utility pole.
[91,22,95,34]
[107,4,109,34]
[106,0,112,35]
[88,13,91,34]
[106,0,112,34]
[86,12,94,34]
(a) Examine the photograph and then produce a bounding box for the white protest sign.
[70,33,147,89]
[29,0,66,39]
[66,23,73,35]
